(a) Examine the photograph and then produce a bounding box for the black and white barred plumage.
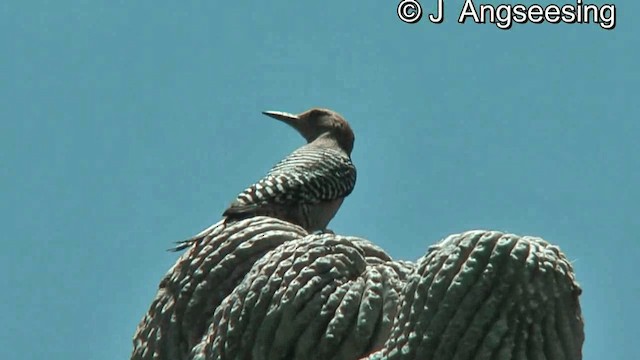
[223,144,356,220]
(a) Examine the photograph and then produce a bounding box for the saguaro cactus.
[132,217,583,360]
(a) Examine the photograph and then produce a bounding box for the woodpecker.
[224,108,356,230]
[170,108,356,251]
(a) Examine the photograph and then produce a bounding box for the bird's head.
[262,108,355,154]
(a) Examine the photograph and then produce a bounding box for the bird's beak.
[262,110,301,129]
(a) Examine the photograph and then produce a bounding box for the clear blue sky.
[2,1,637,359]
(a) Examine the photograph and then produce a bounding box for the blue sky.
[1,1,637,359]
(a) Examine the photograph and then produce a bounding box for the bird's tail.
[167,219,227,252]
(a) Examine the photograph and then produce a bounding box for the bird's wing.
[223,147,356,216]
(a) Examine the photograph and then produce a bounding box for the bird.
[170,108,357,251]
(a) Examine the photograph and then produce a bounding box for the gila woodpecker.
[170,108,356,252]
[223,108,356,231]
